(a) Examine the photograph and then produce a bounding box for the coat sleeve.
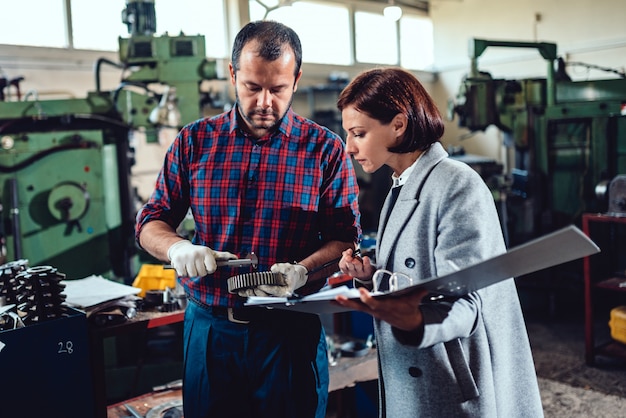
[417,161,507,349]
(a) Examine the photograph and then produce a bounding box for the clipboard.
[245,225,601,314]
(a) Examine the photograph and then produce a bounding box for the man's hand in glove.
[239,263,308,297]
[167,240,237,277]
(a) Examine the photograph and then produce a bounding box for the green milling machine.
[450,38,626,247]
[0,0,220,282]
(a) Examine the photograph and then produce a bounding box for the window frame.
[0,0,434,71]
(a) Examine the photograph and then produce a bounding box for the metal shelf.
[583,213,626,365]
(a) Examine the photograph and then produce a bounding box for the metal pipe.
[9,178,22,259]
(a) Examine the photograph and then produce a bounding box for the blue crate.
[0,307,94,418]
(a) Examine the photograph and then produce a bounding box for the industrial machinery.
[450,38,626,246]
[0,0,219,281]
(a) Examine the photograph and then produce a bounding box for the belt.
[210,306,258,324]
[189,297,318,326]
[189,297,277,324]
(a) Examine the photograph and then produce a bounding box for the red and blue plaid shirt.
[136,105,361,307]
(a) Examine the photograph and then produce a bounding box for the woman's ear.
[393,113,408,137]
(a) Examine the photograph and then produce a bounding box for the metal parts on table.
[153,379,182,392]
[327,334,375,366]
[0,304,24,331]
[123,403,143,418]
[123,397,183,418]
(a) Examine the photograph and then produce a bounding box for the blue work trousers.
[183,300,329,418]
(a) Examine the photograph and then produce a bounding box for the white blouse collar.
[391,152,423,188]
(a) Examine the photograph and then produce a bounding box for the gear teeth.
[15,265,69,325]
[227,271,286,293]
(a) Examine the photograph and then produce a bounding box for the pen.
[306,248,361,276]
[287,249,363,298]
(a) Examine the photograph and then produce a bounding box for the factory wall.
[1,0,624,198]
[0,44,435,202]
[428,0,626,172]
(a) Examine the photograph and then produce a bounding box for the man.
[135,20,361,418]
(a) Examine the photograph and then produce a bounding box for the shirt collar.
[229,104,294,142]
[391,152,424,188]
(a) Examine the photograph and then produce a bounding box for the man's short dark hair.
[231,20,302,77]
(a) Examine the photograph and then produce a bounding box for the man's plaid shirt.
[136,105,361,308]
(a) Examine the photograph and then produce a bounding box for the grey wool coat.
[372,142,544,417]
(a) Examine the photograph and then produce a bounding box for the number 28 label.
[57,341,74,354]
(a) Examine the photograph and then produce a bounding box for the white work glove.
[250,263,308,297]
[167,240,237,277]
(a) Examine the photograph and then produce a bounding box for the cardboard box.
[0,307,94,417]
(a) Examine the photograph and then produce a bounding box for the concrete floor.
[528,315,626,418]
[327,280,626,418]
[538,378,626,418]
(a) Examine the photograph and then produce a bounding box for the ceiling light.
[256,0,295,19]
[383,1,403,21]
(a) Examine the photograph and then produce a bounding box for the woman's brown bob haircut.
[337,67,444,154]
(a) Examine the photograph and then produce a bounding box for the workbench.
[90,309,185,418]
[93,308,379,417]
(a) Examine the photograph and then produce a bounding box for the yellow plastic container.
[132,264,177,297]
[608,306,626,345]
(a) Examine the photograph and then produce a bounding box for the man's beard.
[235,90,293,134]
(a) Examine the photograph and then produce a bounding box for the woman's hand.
[338,248,375,281]
[335,286,429,332]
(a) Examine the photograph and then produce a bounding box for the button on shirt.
[136,105,361,308]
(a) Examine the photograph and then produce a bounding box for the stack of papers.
[61,275,141,313]
[247,286,365,314]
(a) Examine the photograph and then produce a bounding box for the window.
[0,0,66,47]
[73,0,227,57]
[249,1,433,68]
[354,11,399,65]
[250,1,352,65]
[0,0,433,70]
[400,15,434,70]
[156,0,227,58]
[2,0,228,57]
[71,0,127,50]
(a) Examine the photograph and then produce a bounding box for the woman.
[335,67,543,417]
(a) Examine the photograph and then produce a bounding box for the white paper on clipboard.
[245,225,600,315]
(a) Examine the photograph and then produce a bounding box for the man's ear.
[229,62,236,86]
[293,69,303,93]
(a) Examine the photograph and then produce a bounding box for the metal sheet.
[246,225,600,314]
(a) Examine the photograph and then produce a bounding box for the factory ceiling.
[257,1,448,15]
[371,0,431,13]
